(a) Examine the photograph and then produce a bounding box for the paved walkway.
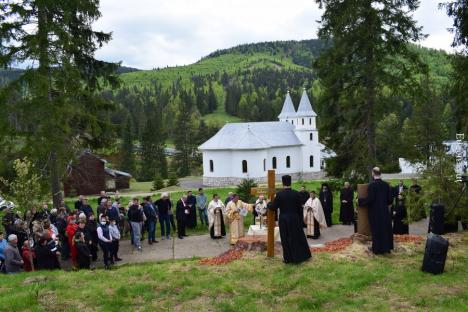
[82,218,430,268]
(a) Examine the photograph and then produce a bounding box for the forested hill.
[114,39,452,129]
[0,39,454,178]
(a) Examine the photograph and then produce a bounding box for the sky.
[94,0,455,70]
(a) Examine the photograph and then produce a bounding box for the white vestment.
[304,197,327,236]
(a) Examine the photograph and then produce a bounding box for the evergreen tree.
[172,93,197,177]
[442,0,468,135]
[0,0,119,207]
[314,0,427,180]
[120,118,136,174]
[139,104,168,181]
[207,82,218,113]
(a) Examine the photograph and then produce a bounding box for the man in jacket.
[143,196,158,244]
[4,234,23,273]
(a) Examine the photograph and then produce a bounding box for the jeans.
[147,219,156,242]
[159,214,171,237]
[199,209,208,225]
[130,221,142,248]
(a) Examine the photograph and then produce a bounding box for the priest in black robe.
[270,175,311,264]
[319,183,333,227]
[358,167,394,254]
[186,191,197,228]
[339,182,354,225]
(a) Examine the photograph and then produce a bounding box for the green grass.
[1,232,467,311]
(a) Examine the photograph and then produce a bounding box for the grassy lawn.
[1,232,466,311]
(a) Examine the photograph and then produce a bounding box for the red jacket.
[21,246,35,272]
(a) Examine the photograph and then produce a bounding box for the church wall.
[294,129,321,172]
[202,171,326,187]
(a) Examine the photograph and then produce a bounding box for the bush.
[167,173,179,187]
[235,179,257,203]
[152,174,165,191]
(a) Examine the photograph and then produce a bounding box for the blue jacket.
[0,239,7,261]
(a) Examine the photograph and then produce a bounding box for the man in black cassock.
[175,195,189,239]
[319,183,333,227]
[186,191,197,228]
[339,182,354,225]
[358,167,394,254]
[299,186,310,206]
[270,175,311,264]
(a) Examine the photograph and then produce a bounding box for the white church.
[199,89,330,186]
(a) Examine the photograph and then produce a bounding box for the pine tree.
[441,1,468,135]
[172,92,197,177]
[0,0,119,207]
[120,118,136,174]
[314,0,427,180]
[207,82,218,113]
[139,104,168,181]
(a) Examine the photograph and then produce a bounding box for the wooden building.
[64,151,132,196]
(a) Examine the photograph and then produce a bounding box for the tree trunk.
[49,151,63,208]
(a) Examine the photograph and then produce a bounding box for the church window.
[242,160,248,173]
[310,133,313,141]
[309,118,312,125]
[286,156,291,168]
[291,120,294,125]
[209,160,214,172]
[272,157,277,169]
[310,155,314,168]
[302,118,304,125]
[263,159,266,171]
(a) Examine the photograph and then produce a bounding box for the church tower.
[294,89,320,172]
[278,91,297,125]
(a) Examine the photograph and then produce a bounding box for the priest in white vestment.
[225,194,253,245]
[304,191,327,239]
[207,194,226,239]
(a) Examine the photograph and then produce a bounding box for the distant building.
[198,89,331,186]
[64,151,132,196]
[399,140,468,175]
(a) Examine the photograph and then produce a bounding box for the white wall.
[265,146,302,175]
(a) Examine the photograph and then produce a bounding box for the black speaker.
[428,204,444,235]
[422,233,448,274]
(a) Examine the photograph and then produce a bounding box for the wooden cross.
[250,170,278,257]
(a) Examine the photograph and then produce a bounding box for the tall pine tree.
[0,0,119,206]
[314,0,427,180]
[120,118,136,175]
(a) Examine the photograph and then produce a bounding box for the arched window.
[310,133,313,141]
[209,160,214,172]
[310,155,314,168]
[272,157,277,169]
[263,159,266,171]
[291,120,294,125]
[286,156,291,168]
[242,160,248,173]
[302,118,304,125]
[309,118,312,125]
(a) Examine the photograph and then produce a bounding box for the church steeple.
[278,91,297,122]
[296,88,317,117]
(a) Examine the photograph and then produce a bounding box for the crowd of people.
[0,188,213,273]
[0,177,423,272]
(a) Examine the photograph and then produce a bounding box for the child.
[109,217,122,262]
[21,240,35,272]
[75,232,91,269]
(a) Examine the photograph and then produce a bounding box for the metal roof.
[198,122,303,150]
[277,91,297,119]
[296,89,317,117]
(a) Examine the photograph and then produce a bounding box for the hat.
[282,175,292,186]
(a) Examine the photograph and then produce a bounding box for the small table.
[247,225,281,241]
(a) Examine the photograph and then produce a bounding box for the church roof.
[198,122,302,151]
[296,89,317,117]
[277,92,296,119]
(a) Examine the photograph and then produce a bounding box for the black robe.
[358,179,394,254]
[176,200,188,237]
[76,241,91,269]
[186,195,197,228]
[392,201,409,235]
[271,188,311,264]
[319,190,333,227]
[35,245,60,270]
[339,188,354,224]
